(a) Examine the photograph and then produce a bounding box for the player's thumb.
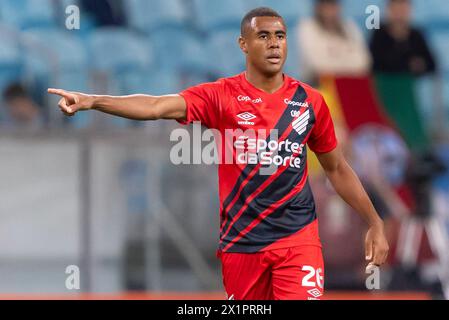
[365,241,373,261]
[66,102,83,114]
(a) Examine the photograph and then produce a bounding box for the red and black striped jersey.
[178,72,338,253]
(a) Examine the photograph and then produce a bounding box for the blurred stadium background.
[0,0,448,300]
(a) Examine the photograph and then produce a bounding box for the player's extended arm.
[316,146,389,267]
[47,88,187,121]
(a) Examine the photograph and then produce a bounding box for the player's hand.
[365,223,389,267]
[47,88,95,116]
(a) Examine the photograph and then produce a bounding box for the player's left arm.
[316,146,389,267]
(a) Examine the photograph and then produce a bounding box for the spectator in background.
[369,0,443,219]
[296,0,371,84]
[80,0,127,27]
[369,0,436,76]
[2,83,44,130]
[370,1,447,296]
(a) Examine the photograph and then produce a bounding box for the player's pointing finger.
[48,88,63,95]
[48,88,72,99]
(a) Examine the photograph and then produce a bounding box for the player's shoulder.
[217,73,244,87]
[195,74,240,91]
[286,75,324,101]
[206,73,247,97]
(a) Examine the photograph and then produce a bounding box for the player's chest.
[222,93,314,135]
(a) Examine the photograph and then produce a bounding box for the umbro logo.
[237,112,256,121]
[237,112,256,126]
[307,288,322,299]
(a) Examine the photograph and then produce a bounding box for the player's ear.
[239,36,248,54]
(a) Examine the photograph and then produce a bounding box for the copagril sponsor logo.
[238,95,263,104]
[284,99,309,109]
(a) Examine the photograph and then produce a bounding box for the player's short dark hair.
[240,7,284,36]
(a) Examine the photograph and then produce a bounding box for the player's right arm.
[47,88,187,121]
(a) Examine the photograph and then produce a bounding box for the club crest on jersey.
[291,109,310,136]
[237,112,256,126]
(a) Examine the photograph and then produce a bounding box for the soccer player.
[48,7,389,300]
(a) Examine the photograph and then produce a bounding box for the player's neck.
[244,69,285,94]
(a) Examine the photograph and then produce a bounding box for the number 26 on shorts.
[301,266,324,289]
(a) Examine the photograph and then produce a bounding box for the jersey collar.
[241,72,290,96]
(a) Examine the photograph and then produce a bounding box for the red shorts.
[220,245,324,300]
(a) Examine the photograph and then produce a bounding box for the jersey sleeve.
[307,94,338,153]
[177,81,223,129]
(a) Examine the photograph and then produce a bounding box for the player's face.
[240,16,288,76]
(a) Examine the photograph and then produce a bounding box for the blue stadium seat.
[444,76,449,120]
[122,69,181,96]
[192,0,247,32]
[206,29,246,77]
[87,28,157,127]
[0,0,57,30]
[244,0,313,28]
[21,28,88,96]
[88,28,153,74]
[22,28,88,73]
[192,0,312,33]
[148,29,208,74]
[87,26,156,130]
[0,24,22,123]
[20,29,91,128]
[341,0,386,35]
[412,0,449,29]
[179,72,216,91]
[0,24,22,93]
[58,0,79,7]
[429,32,449,73]
[341,0,386,19]
[126,0,187,33]
[284,27,301,80]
